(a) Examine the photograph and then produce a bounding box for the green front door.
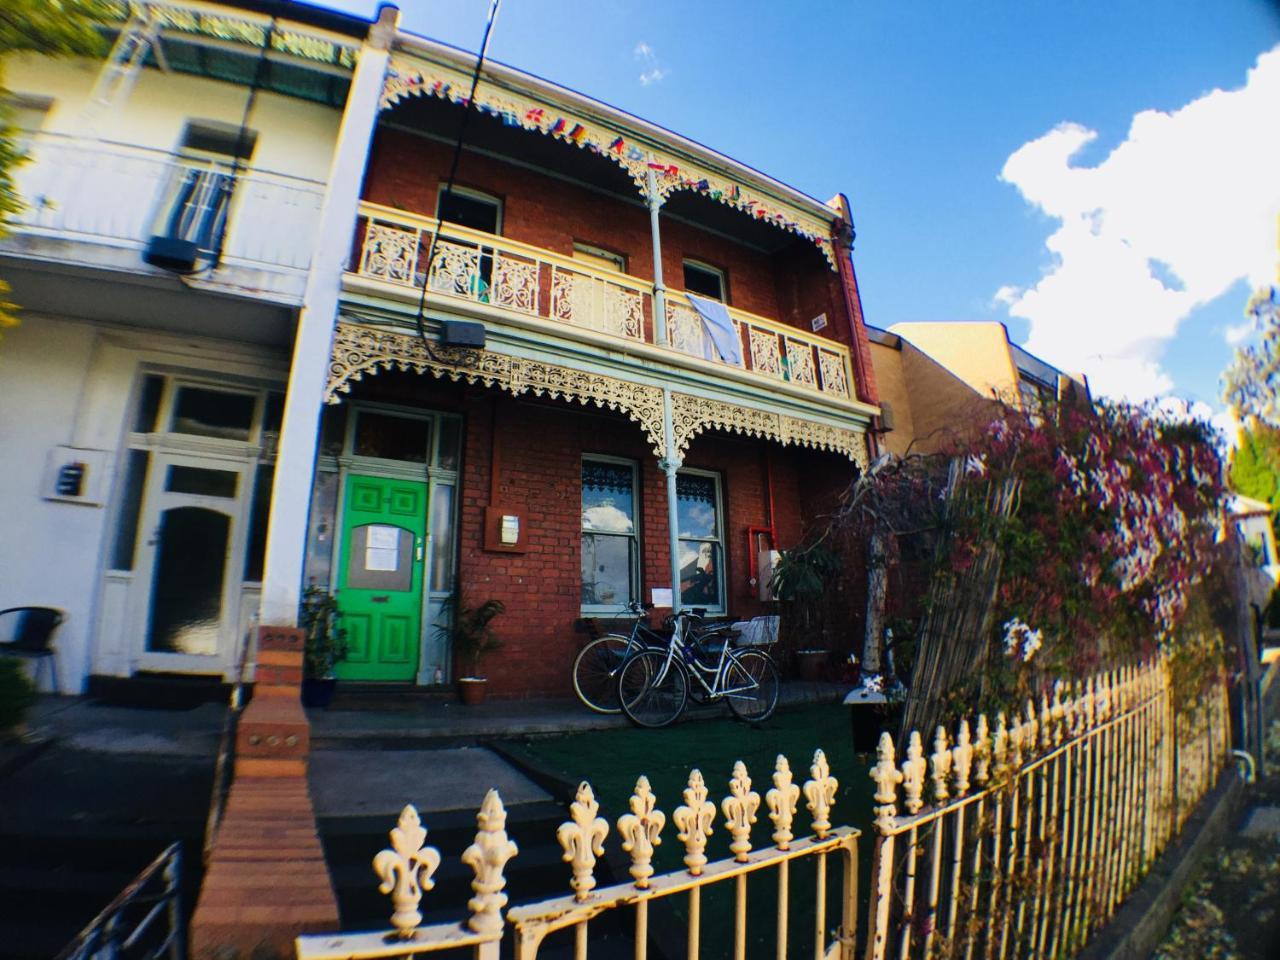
[335,475,427,681]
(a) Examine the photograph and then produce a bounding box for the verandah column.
[259,6,399,626]
[661,389,683,614]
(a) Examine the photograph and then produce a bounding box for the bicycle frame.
[655,614,762,702]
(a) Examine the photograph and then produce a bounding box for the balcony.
[6,133,325,300]
[347,202,856,402]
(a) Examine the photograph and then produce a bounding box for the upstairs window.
[683,259,726,302]
[581,458,638,610]
[573,242,626,273]
[437,186,502,235]
[156,120,257,252]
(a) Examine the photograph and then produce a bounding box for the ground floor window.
[581,457,639,611]
[677,470,725,611]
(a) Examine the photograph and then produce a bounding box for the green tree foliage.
[1222,286,1280,426]
[0,0,110,333]
[1230,421,1280,534]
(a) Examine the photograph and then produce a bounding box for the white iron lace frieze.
[669,392,870,468]
[379,57,839,269]
[784,339,818,388]
[667,302,708,359]
[550,271,644,341]
[603,284,645,340]
[327,322,667,457]
[359,222,419,284]
[818,349,851,398]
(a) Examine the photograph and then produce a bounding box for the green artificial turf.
[499,701,878,958]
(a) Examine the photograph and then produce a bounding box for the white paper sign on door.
[365,525,400,572]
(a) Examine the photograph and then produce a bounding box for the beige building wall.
[888,322,1021,406]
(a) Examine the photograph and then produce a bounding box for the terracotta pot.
[458,677,488,705]
[795,649,827,682]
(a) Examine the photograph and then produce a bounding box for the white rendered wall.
[5,54,342,182]
[0,313,288,692]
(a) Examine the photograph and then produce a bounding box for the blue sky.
[322,0,1280,416]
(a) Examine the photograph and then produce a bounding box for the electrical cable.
[412,0,504,356]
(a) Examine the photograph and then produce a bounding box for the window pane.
[146,506,228,656]
[679,541,721,608]
[243,465,273,582]
[171,386,255,441]
[438,188,500,234]
[582,461,635,533]
[165,465,238,498]
[430,484,455,592]
[354,411,430,462]
[582,533,633,607]
[110,450,149,570]
[437,417,462,471]
[677,474,718,538]
[134,375,165,433]
[683,262,724,301]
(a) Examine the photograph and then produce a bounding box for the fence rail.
[864,659,1230,960]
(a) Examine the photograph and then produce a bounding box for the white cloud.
[995,46,1280,401]
[1224,319,1256,345]
[634,40,668,86]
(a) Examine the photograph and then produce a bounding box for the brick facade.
[334,372,854,698]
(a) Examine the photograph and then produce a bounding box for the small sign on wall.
[43,446,109,506]
[810,313,828,332]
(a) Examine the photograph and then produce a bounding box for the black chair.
[0,607,64,691]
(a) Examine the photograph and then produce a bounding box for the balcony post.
[647,167,668,346]
[259,6,399,627]
[660,388,683,615]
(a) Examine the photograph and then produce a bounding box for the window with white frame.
[677,470,725,611]
[581,458,639,610]
[683,259,727,302]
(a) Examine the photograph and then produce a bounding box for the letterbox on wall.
[42,446,109,506]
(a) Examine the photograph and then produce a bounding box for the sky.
[320,0,1280,423]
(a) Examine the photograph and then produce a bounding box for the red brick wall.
[362,126,848,345]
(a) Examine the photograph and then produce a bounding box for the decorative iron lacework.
[582,461,633,495]
[670,392,870,468]
[379,56,838,269]
[676,474,716,504]
[326,322,869,467]
[326,321,667,457]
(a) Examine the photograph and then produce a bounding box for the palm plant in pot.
[438,597,505,705]
[768,543,840,681]
[300,586,348,708]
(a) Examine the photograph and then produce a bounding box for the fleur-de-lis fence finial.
[870,732,903,833]
[901,730,926,814]
[674,768,716,875]
[721,761,760,862]
[1039,693,1053,750]
[931,726,952,803]
[373,804,442,938]
[557,781,609,901]
[461,789,519,936]
[617,776,665,888]
[952,719,973,797]
[993,712,1009,773]
[767,755,801,849]
[803,748,839,840]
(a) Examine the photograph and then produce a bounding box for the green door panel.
[335,475,427,681]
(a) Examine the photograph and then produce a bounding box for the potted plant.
[0,658,36,740]
[299,587,348,708]
[768,544,840,681]
[438,598,505,705]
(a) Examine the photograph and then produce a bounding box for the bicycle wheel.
[572,634,632,714]
[618,650,688,728]
[725,649,780,723]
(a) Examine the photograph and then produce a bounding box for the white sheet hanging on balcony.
[687,294,743,366]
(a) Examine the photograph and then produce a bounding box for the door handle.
[371,595,390,604]
[415,538,424,562]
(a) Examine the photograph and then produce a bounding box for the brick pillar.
[190,627,339,960]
